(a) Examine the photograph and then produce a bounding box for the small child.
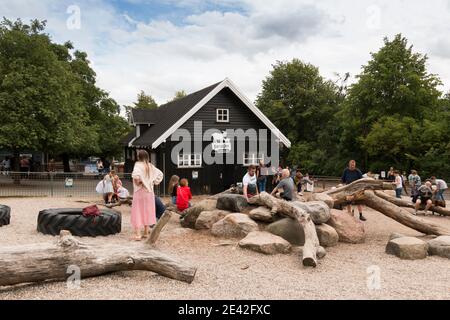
[168,175,180,205]
[176,178,192,212]
[103,173,114,204]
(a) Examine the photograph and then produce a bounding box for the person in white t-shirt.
[243,165,259,200]
[392,171,403,199]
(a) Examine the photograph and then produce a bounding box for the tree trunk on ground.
[0,231,197,287]
[325,178,392,206]
[249,192,322,267]
[374,190,450,217]
[362,190,450,236]
[148,211,173,245]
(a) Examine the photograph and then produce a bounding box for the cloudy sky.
[2,0,450,106]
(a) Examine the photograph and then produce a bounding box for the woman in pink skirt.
[131,150,163,240]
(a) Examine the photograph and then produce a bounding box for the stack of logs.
[181,178,450,268]
[1,178,449,287]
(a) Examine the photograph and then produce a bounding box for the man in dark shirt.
[341,160,366,221]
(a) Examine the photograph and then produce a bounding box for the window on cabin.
[216,109,229,123]
[178,153,202,168]
[243,153,264,166]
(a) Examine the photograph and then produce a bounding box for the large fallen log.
[325,178,392,206]
[249,192,322,267]
[363,190,450,236]
[374,190,450,217]
[0,231,197,287]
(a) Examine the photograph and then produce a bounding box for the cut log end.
[302,257,317,268]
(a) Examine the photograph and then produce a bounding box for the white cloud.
[1,0,450,106]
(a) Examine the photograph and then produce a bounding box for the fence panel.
[0,172,161,198]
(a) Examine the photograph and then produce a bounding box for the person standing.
[408,170,421,203]
[257,160,268,193]
[393,171,403,199]
[341,160,366,221]
[271,169,295,201]
[103,172,114,204]
[1,157,10,175]
[401,171,409,196]
[294,169,303,194]
[96,159,104,175]
[387,167,395,181]
[431,176,448,202]
[131,150,164,241]
[243,165,259,200]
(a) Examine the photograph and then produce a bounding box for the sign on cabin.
[211,131,231,153]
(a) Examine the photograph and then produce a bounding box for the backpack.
[82,205,101,223]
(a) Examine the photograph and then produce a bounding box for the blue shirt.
[341,168,363,184]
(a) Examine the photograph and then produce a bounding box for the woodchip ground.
[0,196,449,300]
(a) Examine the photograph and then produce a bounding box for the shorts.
[419,197,431,205]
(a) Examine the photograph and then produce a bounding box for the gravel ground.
[0,196,450,300]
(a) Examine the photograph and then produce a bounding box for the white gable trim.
[151,78,291,149]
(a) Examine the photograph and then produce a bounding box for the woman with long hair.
[168,175,180,205]
[131,150,164,241]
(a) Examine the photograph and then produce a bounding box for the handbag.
[82,205,101,223]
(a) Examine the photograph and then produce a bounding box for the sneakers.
[359,213,367,221]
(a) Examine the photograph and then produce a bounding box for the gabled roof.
[127,78,291,149]
[131,109,161,124]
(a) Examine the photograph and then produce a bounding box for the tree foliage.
[258,35,450,179]
[133,90,158,110]
[0,18,129,164]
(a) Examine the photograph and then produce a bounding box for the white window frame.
[178,153,202,168]
[243,153,264,166]
[216,108,229,123]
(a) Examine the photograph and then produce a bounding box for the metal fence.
[0,171,340,198]
[0,172,161,198]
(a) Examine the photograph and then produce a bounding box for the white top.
[118,187,130,199]
[395,175,402,189]
[132,161,163,193]
[436,179,448,190]
[243,172,257,186]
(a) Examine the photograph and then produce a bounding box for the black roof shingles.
[129,81,221,147]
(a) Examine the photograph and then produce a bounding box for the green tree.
[339,34,442,170]
[133,90,158,109]
[172,90,187,101]
[0,18,129,171]
[256,59,344,174]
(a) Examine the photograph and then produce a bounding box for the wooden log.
[325,178,392,206]
[0,231,197,287]
[374,190,450,217]
[249,192,322,267]
[363,190,450,236]
[148,211,173,245]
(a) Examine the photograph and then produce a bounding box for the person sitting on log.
[341,160,367,221]
[271,169,295,201]
[243,165,259,200]
[176,178,192,213]
[414,180,434,215]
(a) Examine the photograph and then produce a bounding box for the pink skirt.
[131,188,156,229]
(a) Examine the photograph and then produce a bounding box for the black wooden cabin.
[122,78,291,196]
